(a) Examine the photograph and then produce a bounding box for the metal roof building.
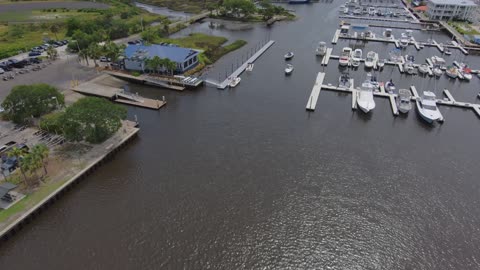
[124,44,200,73]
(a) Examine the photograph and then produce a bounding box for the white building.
[426,0,477,21]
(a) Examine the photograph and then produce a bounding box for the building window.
[184,62,188,69]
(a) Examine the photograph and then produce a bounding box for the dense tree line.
[1,84,65,124]
[40,97,127,144]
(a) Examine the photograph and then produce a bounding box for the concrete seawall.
[0,125,140,241]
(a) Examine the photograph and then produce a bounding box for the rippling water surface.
[1,1,480,269]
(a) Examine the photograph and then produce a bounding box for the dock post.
[162,96,165,102]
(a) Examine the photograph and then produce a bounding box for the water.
[134,2,191,20]
[1,2,480,269]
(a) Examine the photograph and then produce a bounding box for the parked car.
[1,156,18,172]
[29,57,42,64]
[0,68,4,74]
[28,51,42,57]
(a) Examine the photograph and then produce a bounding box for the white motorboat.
[229,76,241,87]
[246,63,254,72]
[339,5,345,12]
[431,56,446,70]
[397,89,412,114]
[285,64,294,75]
[462,71,472,81]
[385,79,395,93]
[338,73,351,89]
[284,51,294,60]
[343,7,349,14]
[316,41,327,56]
[356,75,376,113]
[352,48,362,61]
[445,66,458,79]
[377,58,385,68]
[418,64,429,75]
[433,66,443,77]
[368,7,376,15]
[339,47,352,67]
[352,59,360,68]
[364,51,376,68]
[417,91,443,124]
[399,38,409,48]
[405,62,415,75]
[445,48,452,55]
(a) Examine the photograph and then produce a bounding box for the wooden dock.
[321,48,333,66]
[389,95,399,115]
[443,89,456,102]
[351,88,357,110]
[306,72,325,111]
[410,85,419,98]
[451,40,468,55]
[431,39,444,53]
[217,40,275,89]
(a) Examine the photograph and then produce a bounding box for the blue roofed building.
[124,44,200,73]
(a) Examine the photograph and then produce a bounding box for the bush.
[1,84,64,124]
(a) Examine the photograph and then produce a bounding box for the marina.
[3,0,480,268]
[306,73,480,119]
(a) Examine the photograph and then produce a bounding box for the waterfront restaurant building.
[124,44,199,73]
[426,0,477,21]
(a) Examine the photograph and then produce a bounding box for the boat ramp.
[72,74,166,110]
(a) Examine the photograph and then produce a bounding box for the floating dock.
[410,85,419,98]
[216,40,275,89]
[443,89,456,102]
[321,48,333,66]
[332,29,340,44]
[306,72,325,111]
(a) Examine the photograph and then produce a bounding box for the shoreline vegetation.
[0,83,134,232]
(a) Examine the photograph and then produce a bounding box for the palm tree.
[46,46,58,60]
[87,43,102,67]
[31,144,49,176]
[78,49,89,66]
[7,147,29,186]
[164,59,177,76]
[49,23,60,40]
[147,56,162,74]
[104,42,125,64]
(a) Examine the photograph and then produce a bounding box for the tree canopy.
[40,97,127,144]
[1,84,64,124]
[222,0,257,18]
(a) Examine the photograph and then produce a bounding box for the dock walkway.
[306,72,326,111]
[216,40,275,89]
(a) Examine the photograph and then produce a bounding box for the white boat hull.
[416,100,441,124]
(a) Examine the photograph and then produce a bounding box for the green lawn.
[0,177,68,223]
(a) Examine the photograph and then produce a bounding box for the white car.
[0,68,4,74]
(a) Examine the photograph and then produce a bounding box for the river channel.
[1,1,480,269]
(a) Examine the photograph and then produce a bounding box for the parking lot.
[0,121,66,179]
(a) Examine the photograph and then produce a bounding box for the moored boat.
[246,63,254,72]
[364,51,376,68]
[284,51,294,60]
[377,58,385,68]
[417,91,443,124]
[285,64,294,75]
[433,66,443,77]
[338,73,351,89]
[385,79,395,93]
[397,89,412,114]
[229,76,241,88]
[356,74,376,113]
[316,41,327,56]
[339,47,352,67]
[418,64,429,75]
[445,66,458,79]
